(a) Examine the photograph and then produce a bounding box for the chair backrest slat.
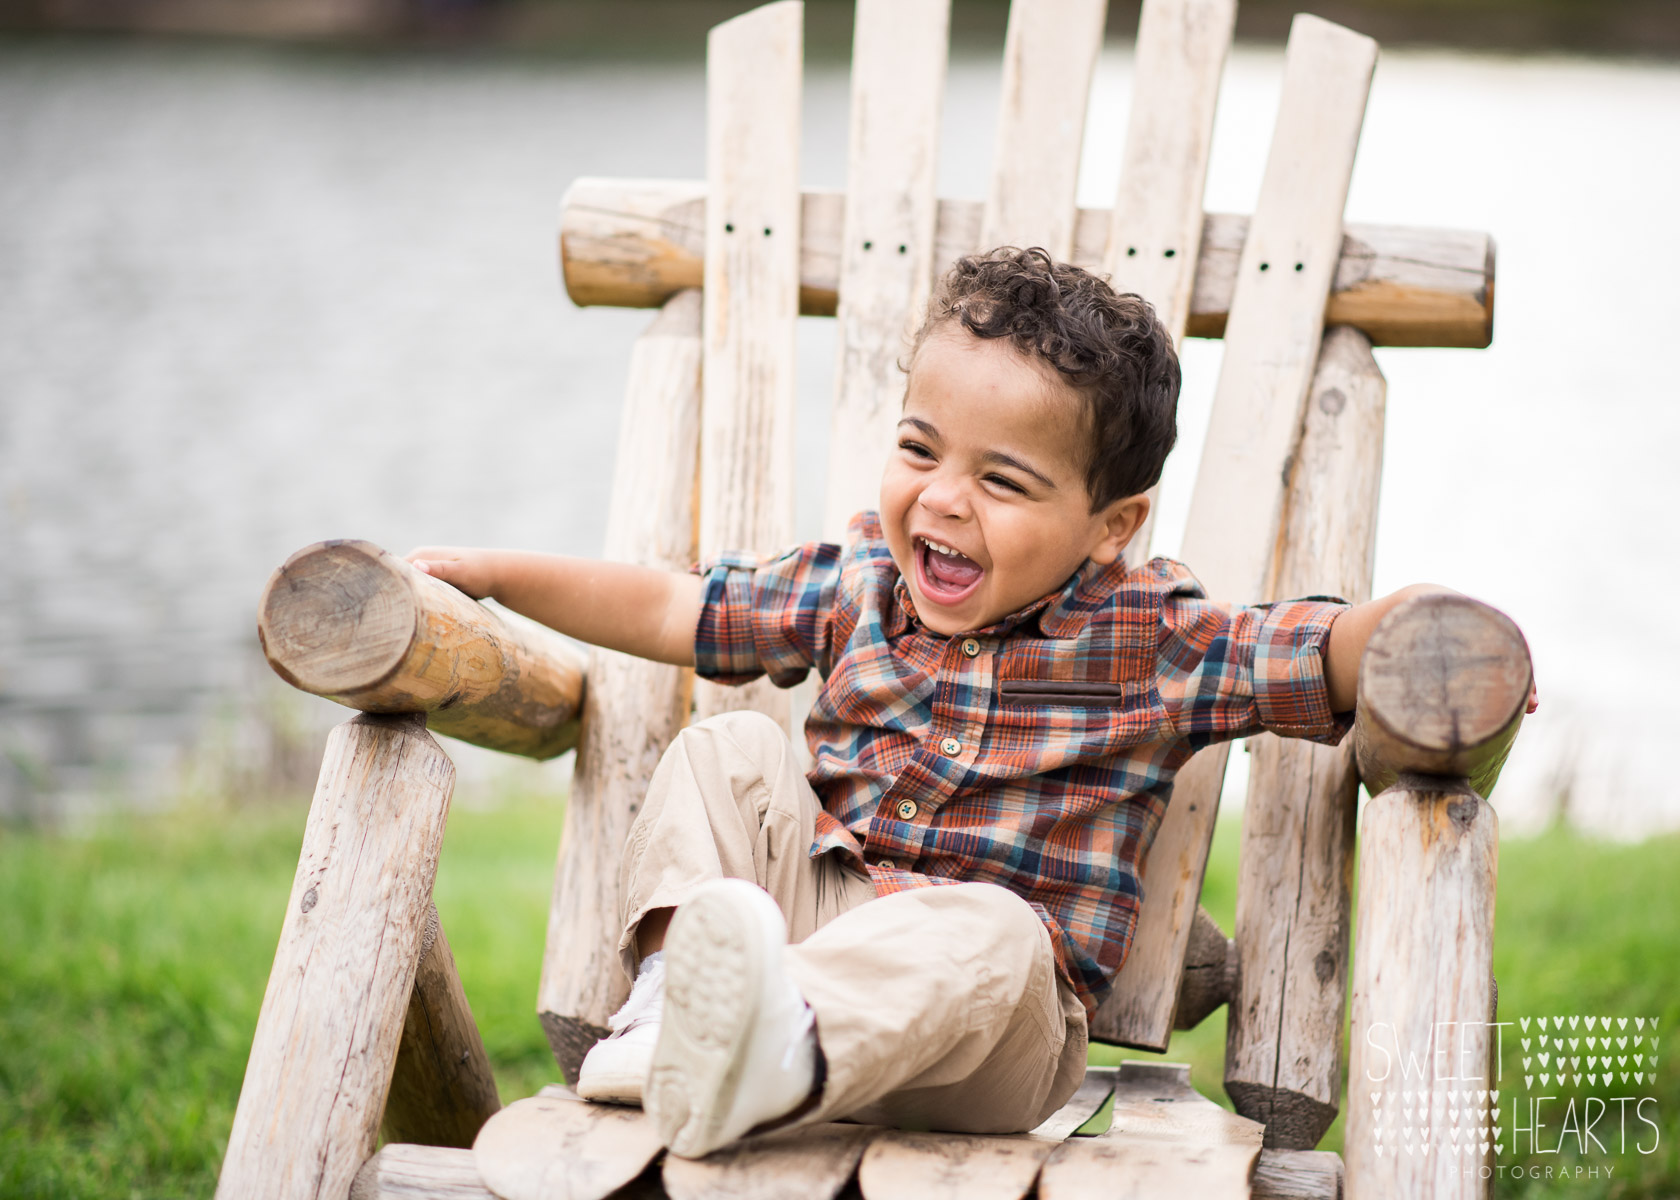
[695,0,806,726]
[980,0,1109,258]
[537,292,704,1080]
[821,0,951,540]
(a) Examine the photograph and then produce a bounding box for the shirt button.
[896,799,919,821]
[878,858,897,871]
[961,637,981,657]
[939,736,962,756]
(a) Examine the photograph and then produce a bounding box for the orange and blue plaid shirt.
[694,511,1350,1016]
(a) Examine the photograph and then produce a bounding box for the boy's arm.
[405,546,703,667]
[1323,583,1540,715]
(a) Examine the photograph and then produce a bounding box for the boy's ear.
[1088,492,1151,566]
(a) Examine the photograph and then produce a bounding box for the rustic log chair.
[217,1,1529,1198]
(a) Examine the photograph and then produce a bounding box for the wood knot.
[300,886,318,914]
[1314,948,1337,984]
[1447,797,1477,827]
[1318,386,1347,415]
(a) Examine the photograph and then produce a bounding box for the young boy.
[408,248,1484,1159]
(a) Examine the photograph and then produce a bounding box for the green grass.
[2,793,1676,1197]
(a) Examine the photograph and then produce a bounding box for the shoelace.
[606,951,665,1035]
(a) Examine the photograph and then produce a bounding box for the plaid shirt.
[695,511,1349,1016]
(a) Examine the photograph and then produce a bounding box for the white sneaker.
[645,879,818,1158]
[575,951,666,1105]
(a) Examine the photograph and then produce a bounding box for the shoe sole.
[647,882,774,1157]
[574,1070,646,1106]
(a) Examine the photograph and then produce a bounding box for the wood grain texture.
[1224,327,1384,1149]
[694,0,803,728]
[557,179,1495,349]
[1105,0,1235,567]
[1252,1149,1345,1200]
[217,714,456,1200]
[1093,743,1228,1050]
[537,291,702,1082]
[351,1145,493,1200]
[857,1131,1052,1200]
[1344,786,1498,1200]
[663,1122,872,1200]
[821,0,949,539]
[473,1095,665,1200]
[1353,594,1531,798]
[1179,13,1378,605]
[979,0,1107,259]
[382,906,503,1149]
[1038,1061,1263,1199]
[258,540,586,760]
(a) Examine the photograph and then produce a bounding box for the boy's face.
[879,326,1150,636]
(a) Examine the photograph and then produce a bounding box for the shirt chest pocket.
[993,647,1168,745]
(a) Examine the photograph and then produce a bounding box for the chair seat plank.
[1038,1063,1263,1200]
[536,292,704,1082]
[472,1096,664,1200]
[821,0,949,538]
[980,0,1108,258]
[853,1066,1115,1200]
[694,0,804,726]
[662,1122,874,1200]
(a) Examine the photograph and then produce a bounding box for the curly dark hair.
[906,246,1180,511]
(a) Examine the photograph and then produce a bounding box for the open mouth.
[915,535,985,607]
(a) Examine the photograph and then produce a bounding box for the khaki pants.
[618,710,1089,1133]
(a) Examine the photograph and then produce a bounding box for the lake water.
[2,34,1676,835]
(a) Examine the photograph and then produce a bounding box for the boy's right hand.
[405,546,501,601]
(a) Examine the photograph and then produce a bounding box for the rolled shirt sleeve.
[1154,559,1351,748]
[693,542,844,688]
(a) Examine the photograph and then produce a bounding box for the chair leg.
[217,713,456,1200]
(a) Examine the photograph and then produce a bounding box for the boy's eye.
[985,473,1027,494]
[899,439,934,459]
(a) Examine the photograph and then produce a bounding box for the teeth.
[921,537,962,558]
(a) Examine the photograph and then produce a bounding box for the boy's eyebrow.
[980,450,1057,490]
[898,417,1057,490]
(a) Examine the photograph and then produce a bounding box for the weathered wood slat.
[351,1145,493,1200]
[1029,1065,1119,1140]
[1252,1149,1345,1200]
[820,0,949,539]
[473,1095,665,1200]
[557,180,1495,349]
[1100,15,1378,1054]
[979,0,1107,258]
[1107,0,1235,568]
[663,1122,873,1200]
[857,1132,1052,1200]
[537,291,702,1082]
[1038,1062,1263,1199]
[217,714,456,1200]
[382,906,503,1149]
[1085,0,1235,1051]
[1223,326,1384,1148]
[1344,786,1498,1200]
[1179,13,1378,605]
[258,541,586,760]
[693,0,804,728]
[1353,594,1531,798]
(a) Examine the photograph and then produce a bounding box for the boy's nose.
[917,474,971,520]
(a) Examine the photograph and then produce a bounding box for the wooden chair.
[217,2,1529,1197]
